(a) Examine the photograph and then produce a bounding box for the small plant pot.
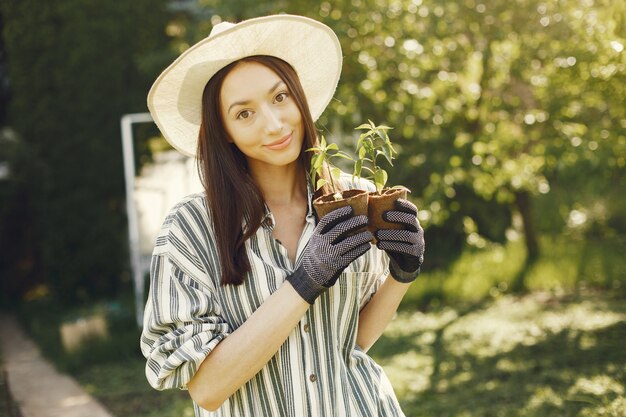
[368,187,409,241]
[312,189,369,224]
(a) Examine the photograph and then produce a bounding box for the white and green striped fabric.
[140,176,406,416]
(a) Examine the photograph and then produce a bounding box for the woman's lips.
[265,133,293,150]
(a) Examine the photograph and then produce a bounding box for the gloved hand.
[287,205,373,304]
[375,199,425,283]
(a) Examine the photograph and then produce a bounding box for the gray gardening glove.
[375,199,425,283]
[286,206,373,304]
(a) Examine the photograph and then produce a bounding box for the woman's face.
[219,61,304,172]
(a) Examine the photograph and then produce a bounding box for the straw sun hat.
[147,14,343,157]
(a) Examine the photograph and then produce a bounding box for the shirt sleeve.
[140,201,231,391]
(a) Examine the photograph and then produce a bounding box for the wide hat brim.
[147,14,343,157]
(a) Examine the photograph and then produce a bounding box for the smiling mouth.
[265,133,293,150]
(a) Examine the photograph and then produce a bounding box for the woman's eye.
[237,110,251,120]
[275,92,288,103]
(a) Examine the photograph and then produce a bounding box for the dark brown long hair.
[197,55,324,285]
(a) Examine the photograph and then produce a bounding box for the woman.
[141,14,425,417]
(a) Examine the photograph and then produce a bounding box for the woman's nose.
[261,105,283,135]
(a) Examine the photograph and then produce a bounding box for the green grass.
[370,291,626,417]
[74,358,194,417]
[402,235,625,309]
[17,234,626,417]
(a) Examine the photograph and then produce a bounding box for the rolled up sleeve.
[140,199,230,390]
[141,255,230,390]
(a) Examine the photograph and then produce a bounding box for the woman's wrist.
[285,265,327,304]
[388,256,421,283]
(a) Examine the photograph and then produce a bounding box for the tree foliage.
[2,0,623,303]
[188,0,624,268]
[321,0,624,259]
[0,0,170,304]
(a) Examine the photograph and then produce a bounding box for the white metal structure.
[120,112,155,327]
[121,113,202,327]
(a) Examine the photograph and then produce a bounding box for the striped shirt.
[140,175,406,417]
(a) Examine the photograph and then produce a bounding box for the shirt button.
[309,374,317,382]
[303,324,310,332]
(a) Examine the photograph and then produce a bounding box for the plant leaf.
[377,149,394,165]
[335,151,353,160]
[316,178,328,190]
[354,159,363,177]
[362,166,375,175]
[312,154,324,170]
[374,168,388,193]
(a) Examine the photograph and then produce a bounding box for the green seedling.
[353,119,398,194]
[306,135,353,200]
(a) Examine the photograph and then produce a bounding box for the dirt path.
[0,315,114,417]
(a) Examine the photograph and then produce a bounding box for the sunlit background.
[0,1,624,416]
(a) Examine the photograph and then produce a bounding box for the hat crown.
[209,21,235,38]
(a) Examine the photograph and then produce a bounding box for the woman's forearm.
[188,282,309,411]
[356,276,411,352]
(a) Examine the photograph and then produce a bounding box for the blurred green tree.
[178,1,625,282]
[321,0,624,265]
[0,0,170,305]
[6,0,620,304]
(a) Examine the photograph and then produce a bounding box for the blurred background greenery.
[0,1,624,416]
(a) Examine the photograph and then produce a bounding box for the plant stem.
[326,162,337,195]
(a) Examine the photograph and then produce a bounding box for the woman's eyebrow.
[227,80,286,114]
